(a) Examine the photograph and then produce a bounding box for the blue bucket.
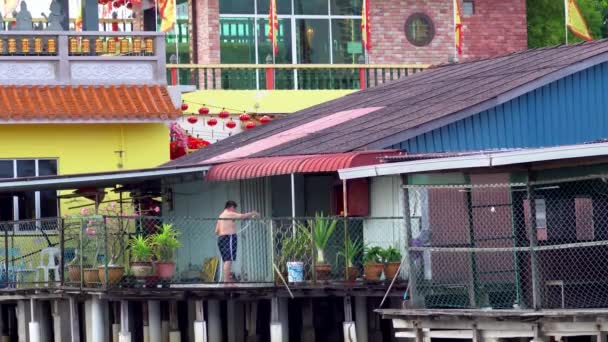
[287,262,304,282]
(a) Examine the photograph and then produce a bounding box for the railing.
[57,215,406,290]
[0,31,166,85]
[167,63,430,90]
[1,18,135,32]
[405,175,608,310]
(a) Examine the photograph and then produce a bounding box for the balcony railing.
[0,216,407,291]
[1,18,135,32]
[167,63,430,90]
[0,31,166,85]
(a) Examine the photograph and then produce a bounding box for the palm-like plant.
[337,237,363,267]
[151,224,181,262]
[300,213,337,264]
[363,246,383,264]
[381,246,402,263]
[129,235,153,263]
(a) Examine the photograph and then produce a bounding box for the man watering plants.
[215,200,259,283]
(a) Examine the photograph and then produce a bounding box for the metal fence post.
[103,216,109,290]
[311,222,317,285]
[59,218,65,287]
[402,176,418,307]
[3,226,8,288]
[80,218,84,289]
[526,177,542,310]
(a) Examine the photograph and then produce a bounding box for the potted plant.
[381,246,403,280]
[97,216,127,285]
[337,237,363,281]
[277,227,311,284]
[301,214,337,281]
[151,224,180,280]
[363,246,384,281]
[129,235,153,278]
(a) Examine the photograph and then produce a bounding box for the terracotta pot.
[98,266,125,285]
[363,263,384,281]
[346,266,358,281]
[155,262,176,280]
[83,268,99,287]
[131,262,153,278]
[68,265,81,282]
[384,262,401,280]
[315,263,331,281]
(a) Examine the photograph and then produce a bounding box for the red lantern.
[218,109,230,119]
[187,116,198,124]
[181,103,189,111]
[126,1,133,9]
[245,122,256,130]
[260,115,272,124]
[226,120,237,129]
[239,112,251,121]
[207,118,218,127]
[113,1,121,8]
[198,107,209,115]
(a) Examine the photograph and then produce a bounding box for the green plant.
[151,224,181,262]
[300,213,337,264]
[363,246,383,264]
[381,246,402,263]
[276,226,312,275]
[129,235,153,263]
[337,237,363,267]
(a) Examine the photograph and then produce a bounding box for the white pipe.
[113,323,120,342]
[564,0,569,44]
[194,321,207,342]
[148,301,162,342]
[291,173,296,235]
[28,322,40,342]
[91,297,105,342]
[343,322,357,342]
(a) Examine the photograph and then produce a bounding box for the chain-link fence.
[406,175,608,310]
[57,215,407,289]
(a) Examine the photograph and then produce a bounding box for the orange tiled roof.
[0,85,180,122]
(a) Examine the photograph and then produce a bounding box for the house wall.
[397,62,608,153]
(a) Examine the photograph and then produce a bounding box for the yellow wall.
[0,124,169,214]
[0,123,169,174]
[182,90,354,114]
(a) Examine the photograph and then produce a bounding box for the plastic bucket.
[287,262,304,282]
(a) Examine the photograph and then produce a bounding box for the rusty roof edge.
[361,48,608,151]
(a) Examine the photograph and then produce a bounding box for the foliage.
[363,246,383,264]
[337,237,363,268]
[151,224,181,262]
[381,246,402,263]
[129,235,153,263]
[276,226,312,275]
[527,0,607,48]
[299,214,337,264]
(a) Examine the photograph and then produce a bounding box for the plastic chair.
[36,247,60,286]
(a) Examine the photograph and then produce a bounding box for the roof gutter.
[338,142,608,180]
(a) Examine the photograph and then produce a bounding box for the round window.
[404,13,435,47]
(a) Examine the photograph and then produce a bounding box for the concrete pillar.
[227,300,244,342]
[270,298,288,342]
[354,297,368,342]
[149,301,162,342]
[162,321,170,342]
[169,302,181,342]
[68,298,80,342]
[193,301,207,342]
[82,0,99,31]
[119,301,131,342]
[28,299,41,342]
[53,300,72,342]
[85,300,92,342]
[16,301,27,342]
[245,302,259,342]
[91,297,105,342]
[207,300,222,342]
[343,297,357,342]
[143,302,150,342]
[300,299,314,342]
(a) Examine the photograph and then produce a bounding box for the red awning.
[205,151,401,182]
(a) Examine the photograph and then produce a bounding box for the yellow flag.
[454,0,462,54]
[567,0,592,41]
[159,0,176,32]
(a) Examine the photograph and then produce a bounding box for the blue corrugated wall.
[394,62,608,153]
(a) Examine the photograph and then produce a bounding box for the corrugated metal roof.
[205,151,401,181]
[166,40,608,167]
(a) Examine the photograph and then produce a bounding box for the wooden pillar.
[227,300,244,342]
[401,175,419,307]
[245,302,259,342]
[53,300,72,342]
[113,302,120,342]
[354,297,368,342]
[119,301,131,342]
[169,302,181,342]
[143,302,150,342]
[207,300,222,342]
[162,302,170,342]
[527,174,542,310]
[300,299,314,342]
[193,300,207,342]
[148,301,161,342]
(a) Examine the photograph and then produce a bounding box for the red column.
[266,66,275,90]
[359,67,366,90]
[170,68,178,86]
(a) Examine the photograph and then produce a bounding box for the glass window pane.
[0,195,12,221]
[220,0,255,14]
[331,19,363,64]
[330,0,361,15]
[257,0,291,15]
[18,192,36,220]
[220,17,256,63]
[40,190,58,218]
[17,160,35,178]
[258,18,294,89]
[296,19,330,63]
[38,160,57,177]
[0,161,13,179]
[294,0,328,14]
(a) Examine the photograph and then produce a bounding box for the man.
[215,200,259,282]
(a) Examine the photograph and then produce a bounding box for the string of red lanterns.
[181,103,273,131]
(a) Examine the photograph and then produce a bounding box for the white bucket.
[286,262,304,282]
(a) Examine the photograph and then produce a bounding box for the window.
[0,159,59,229]
[404,13,435,47]
[463,1,475,16]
